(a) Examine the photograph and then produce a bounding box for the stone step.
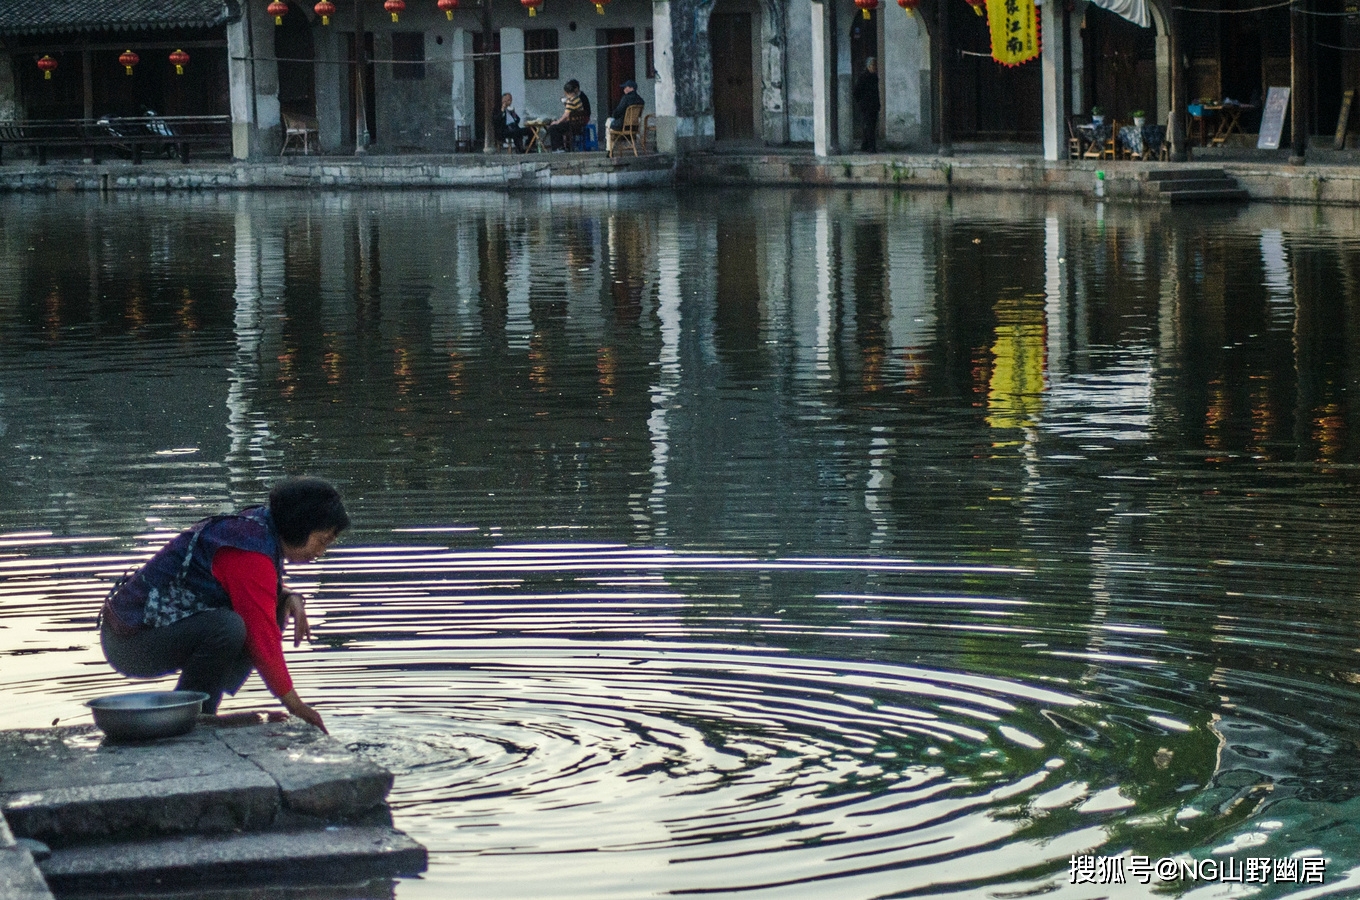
[0,722,393,847]
[1155,177,1238,192]
[1144,168,1228,182]
[0,815,55,900]
[1162,187,1251,203]
[38,825,427,894]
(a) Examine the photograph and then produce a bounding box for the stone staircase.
[0,720,427,897]
[1144,168,1249,203]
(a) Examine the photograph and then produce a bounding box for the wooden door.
[710,13,755,140]
[601,28,636,112]
[473,32,501,146]
[948,10,1041,140]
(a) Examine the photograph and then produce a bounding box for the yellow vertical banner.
[985,0,1040,66]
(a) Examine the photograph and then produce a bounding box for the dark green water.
[3,189,1360,898]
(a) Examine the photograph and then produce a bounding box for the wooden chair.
[1066,116,1084,159]
[454,125,473,152]
[608,104,644,157]
[642,114,655,153]
[1100,120,1120,159]
[280,110,318,156]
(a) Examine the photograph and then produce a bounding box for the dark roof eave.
[0,1,239,38]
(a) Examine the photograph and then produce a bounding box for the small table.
[524,119,551,153]
[1207,103,1254,145]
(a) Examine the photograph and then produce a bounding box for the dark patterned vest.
[106,506,284,630]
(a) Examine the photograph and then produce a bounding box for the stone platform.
[0,721,426,898]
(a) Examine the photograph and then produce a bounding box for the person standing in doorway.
[853,58,880,153]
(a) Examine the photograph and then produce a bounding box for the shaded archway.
[275,0,316,117]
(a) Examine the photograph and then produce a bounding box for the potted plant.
[1091,106,1105,125]
[1131,109,1146,128]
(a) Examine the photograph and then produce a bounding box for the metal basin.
[86,690,210,741]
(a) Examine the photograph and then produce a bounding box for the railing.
[0,115,232,165]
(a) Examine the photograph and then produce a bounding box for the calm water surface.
[4,189,1360,898]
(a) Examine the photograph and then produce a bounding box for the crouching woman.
[99,477,349,732]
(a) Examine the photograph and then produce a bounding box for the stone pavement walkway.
[0,720,426,897]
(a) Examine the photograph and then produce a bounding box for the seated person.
[547,79,591,151]
[496,92,533,153]
[605,80,645,154]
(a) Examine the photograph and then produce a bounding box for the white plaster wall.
[511,5,658,123]
[881,3,928,147]
[785,0,815,142]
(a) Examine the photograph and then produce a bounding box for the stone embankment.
[0,152,673,193]
[0,720,426,898]
[3,148,1360,205]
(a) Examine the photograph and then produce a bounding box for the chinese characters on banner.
[984,0,1040,66]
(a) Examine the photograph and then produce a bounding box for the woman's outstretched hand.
[281,689,328,734]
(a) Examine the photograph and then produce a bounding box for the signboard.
[1257,86,1290,150]
[1336,89,1354,150]
[985,0,1040,66]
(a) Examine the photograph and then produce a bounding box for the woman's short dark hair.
[269,477,350,546]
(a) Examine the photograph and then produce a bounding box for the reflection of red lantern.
[521,0,542,16]
[965,0,985,15]
[384,0,404,20]
[268,0,289,24]
[854,0,877,18]
[314,0,335,23]
[37,55,58,80]
[593,0,608,13]
[169,49,190,75]
[119,50,139,75]
[897,0,919,14]
[437,0,457,17]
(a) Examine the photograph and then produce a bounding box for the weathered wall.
[654,0,716,151]
[226,0,281,159]
[785,0,815,142]
[882,4,929,147]
[0,54,17,122]
[369,26,456,151]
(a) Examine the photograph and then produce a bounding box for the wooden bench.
[0,115,231,165]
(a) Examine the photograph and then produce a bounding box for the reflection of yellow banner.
[986,295,1047,430]
[985,0,1040,67]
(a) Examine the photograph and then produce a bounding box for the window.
[524,29,559,80]
[645,28,656,79]
[392,32,425,80]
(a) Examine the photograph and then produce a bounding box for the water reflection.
[5,190,1360,896]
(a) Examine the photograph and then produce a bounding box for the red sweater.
[211,547,294,698]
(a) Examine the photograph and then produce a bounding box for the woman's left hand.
[280,588,312,647]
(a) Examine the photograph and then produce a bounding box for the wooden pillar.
[1290,0,1309,160]
[936,0,952,155]
[81,48,93,119]
[355,0,370,153]
[1169,4,1187,161]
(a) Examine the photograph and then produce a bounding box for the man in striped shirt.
[548,79,592,151]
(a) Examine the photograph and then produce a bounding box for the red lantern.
[438,0,458,17]
[314,0,335,23]
[521,0,542,16]
[965,0,985,15]
[119,50,139,75]
[36,55,58,80]
[897,0,919,14]
[854,0,877,18]
[385,0,405,21]
[268,0,289,24]
[169,49,190,75]
[593,0,609,13]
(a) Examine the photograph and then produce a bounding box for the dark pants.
[498,124,531,152]
[859,107,879,152]
[547,121,581,151]
[100,609,253,714]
